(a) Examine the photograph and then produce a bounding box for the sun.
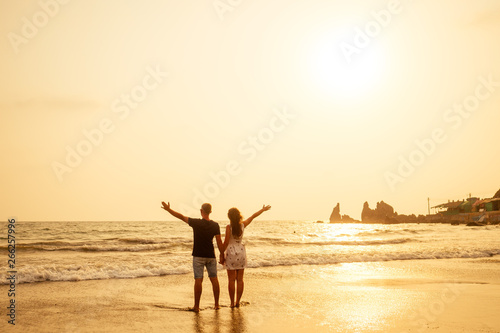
[305,32,387,101]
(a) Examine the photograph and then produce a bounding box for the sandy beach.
[3,1,500,332]
[2,256,500,333]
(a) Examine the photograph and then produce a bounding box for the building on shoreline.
[429,196,500,225]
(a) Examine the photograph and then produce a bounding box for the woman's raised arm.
[243,205,271,228]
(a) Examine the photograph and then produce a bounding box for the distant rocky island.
[328,201,425,224]
[325,188,500,225]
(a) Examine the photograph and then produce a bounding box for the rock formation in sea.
[328,203,361,223]
[341,214,357,223]
[361,201,395,222]
[329,203,342,223]
[361,201,425,224]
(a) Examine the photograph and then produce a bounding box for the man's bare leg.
[209,276,220,309]
[191,278,203,312]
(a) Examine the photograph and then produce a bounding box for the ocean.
[2,220,500,284]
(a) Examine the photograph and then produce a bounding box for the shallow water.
[1,220,499,284]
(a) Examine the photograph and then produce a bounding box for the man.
[161,201,223,312]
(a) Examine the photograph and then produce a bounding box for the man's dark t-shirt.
[188,218,221,258]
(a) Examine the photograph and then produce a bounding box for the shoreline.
[2,256,500,332]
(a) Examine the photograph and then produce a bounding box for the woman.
[221,204,271,308]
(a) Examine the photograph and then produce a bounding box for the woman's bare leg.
[227,270,237,307]
[235,269,244,307]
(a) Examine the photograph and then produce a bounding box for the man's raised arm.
[161,201,189,223]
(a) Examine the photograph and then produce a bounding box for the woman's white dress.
[224,224,247,270]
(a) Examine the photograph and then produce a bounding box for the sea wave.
[4,236,413,253]
[3,238,193,252]
[2,247,499,284]
[0,262,192,284]
[356,228,424,237]
[248,237,414,246]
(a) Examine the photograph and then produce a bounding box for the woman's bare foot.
[235,303,240,308]
[230,303,235,308]
[214,305,220,310]
[188,307,200,313]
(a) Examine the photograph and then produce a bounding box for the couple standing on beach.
[161,201,271,312]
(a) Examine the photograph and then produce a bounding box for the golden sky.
[1,0,500,221]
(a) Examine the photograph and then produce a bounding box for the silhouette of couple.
[161,201,271,312]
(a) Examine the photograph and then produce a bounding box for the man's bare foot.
[235,303,240,308]
[230,303,235,308]
[214,305,220,310]
[188,307,200,313]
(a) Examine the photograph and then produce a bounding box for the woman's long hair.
[228,208,242,237]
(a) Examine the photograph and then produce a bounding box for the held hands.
[219,252,225,265]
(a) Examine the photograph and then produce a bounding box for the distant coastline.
[323,188,500,225]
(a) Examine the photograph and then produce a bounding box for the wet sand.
[2,257,500,332]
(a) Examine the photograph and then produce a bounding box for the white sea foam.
[2,247,499,284]
[1,221,498,284]
[1,262,192,284]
